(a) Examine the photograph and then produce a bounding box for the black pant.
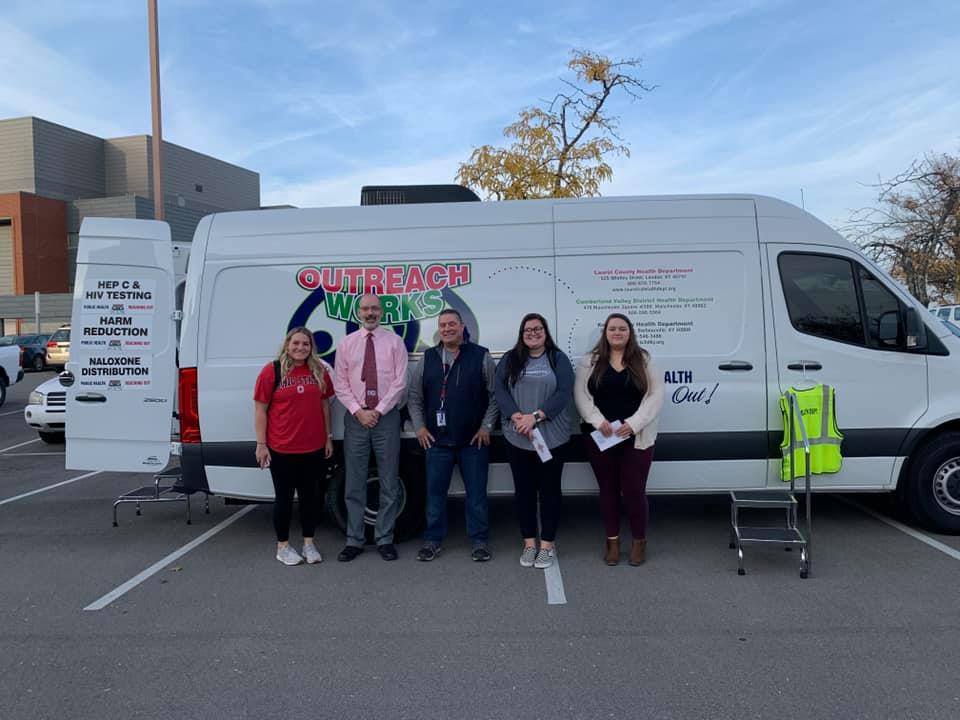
[506,441,567,542]
[268,448,326,543]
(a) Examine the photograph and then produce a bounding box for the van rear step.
[112,469,209,527]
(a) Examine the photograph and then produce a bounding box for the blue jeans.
[423,444,489,545]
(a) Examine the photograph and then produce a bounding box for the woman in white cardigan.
[575,313,664,566]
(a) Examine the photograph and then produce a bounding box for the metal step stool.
[113,467,209,527]
[730,392,812,578]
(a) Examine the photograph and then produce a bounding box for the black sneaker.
[337,545,364,562]
[471,545,492,562]
[377,543,398,561]
[417,543,441,562]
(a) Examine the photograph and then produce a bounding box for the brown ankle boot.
[604,538,620,566]
[629,539,646,566]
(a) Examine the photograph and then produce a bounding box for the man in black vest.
[408,308,499,561]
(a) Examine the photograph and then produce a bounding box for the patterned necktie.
[361,331,379,409]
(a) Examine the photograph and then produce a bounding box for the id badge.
[436,410,447,428]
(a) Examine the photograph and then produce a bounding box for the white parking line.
[84,504,258,611]
[0,408,25,416]
[844,498,960,562]
[2,452,64,456]
[0,470,102,506]
[544,556,567,605]
[0,438,41,453]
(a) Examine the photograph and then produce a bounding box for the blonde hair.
[276,327,327,392]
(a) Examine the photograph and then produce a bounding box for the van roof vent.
[360,184,481,206]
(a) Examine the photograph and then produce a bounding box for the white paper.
[591,421,629,452]
[530,428,553,463]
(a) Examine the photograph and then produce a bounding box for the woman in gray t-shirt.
[494,313,574,570]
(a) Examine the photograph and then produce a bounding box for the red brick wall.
[0,192,68,293]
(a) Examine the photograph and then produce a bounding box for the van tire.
[324,448,426,543]
[905,431,960,534]
[0,376,7,408]
[39,431,65,444]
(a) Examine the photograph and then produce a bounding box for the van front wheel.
[325,448,426,543]
[905,431,960,534]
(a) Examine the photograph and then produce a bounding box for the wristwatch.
[533,410,544,424]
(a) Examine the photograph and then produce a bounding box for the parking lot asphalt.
[3,372,960,719]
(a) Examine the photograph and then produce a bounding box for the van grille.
[47,392,66,408]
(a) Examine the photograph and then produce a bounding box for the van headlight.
[28,391,45,405]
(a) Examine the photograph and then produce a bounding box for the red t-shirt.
[253,362,334,453]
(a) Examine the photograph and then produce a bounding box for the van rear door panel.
[65,219,176,473]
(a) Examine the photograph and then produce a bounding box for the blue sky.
[1,0,957,228]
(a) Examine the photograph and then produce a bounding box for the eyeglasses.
[523,326,545,335]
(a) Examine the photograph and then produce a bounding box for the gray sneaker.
[519,546,537,568]
[534,547,556,569]
[417,542,441,562]
[302,542,322,564]
[276,545,304,566]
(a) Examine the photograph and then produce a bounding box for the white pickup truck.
[0,344,24,408]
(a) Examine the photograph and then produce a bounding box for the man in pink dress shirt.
[333,294,409,561]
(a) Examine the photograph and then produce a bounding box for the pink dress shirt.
[334,326,409,416]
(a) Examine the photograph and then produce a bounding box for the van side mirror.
[878,311,899,347]
[904,307,928,350]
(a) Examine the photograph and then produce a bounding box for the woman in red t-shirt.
[253,327,334,566]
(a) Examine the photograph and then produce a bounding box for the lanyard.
[439,347,458,409]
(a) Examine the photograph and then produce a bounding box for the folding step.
[735,526,805,545]
[730,490,796,509]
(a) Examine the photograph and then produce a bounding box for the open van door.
[64,218,177,472]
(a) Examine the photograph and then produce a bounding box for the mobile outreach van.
[62,195,960,536]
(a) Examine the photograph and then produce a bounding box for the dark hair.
[588,313,648,395]
[506,313,558,386]
[438,308,463,323]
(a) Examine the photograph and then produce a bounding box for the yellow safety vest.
[779,384,843,481]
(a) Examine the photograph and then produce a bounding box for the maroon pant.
[586,438,654,539]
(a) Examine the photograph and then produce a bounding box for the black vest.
[422,342,489,447]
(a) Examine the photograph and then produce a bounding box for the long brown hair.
[276,326,327,392]
[588,313,648,395]
[505,313,559,386]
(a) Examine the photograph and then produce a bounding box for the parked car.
[0,344,24,408]
[0,334,49,371]
[930,305,960,322]
[23,376,66,443]
[45,325,70,371]
[942,319,960,337]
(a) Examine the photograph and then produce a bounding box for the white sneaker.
[520,546,537,568]
[276,545,304,566]
[534,547,556,569]
[302,542,322,564]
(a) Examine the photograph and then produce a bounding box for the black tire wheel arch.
[38,430,65,444]
[905,430,960,534]
[324,445,426,543]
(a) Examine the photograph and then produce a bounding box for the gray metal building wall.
[104,136,151,198]
[105,135,260,214]
[0,118,36,194]
[31,118,105,200]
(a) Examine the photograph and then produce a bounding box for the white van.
[62,194,960,536]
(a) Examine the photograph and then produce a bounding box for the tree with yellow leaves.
[456,50,654,200]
